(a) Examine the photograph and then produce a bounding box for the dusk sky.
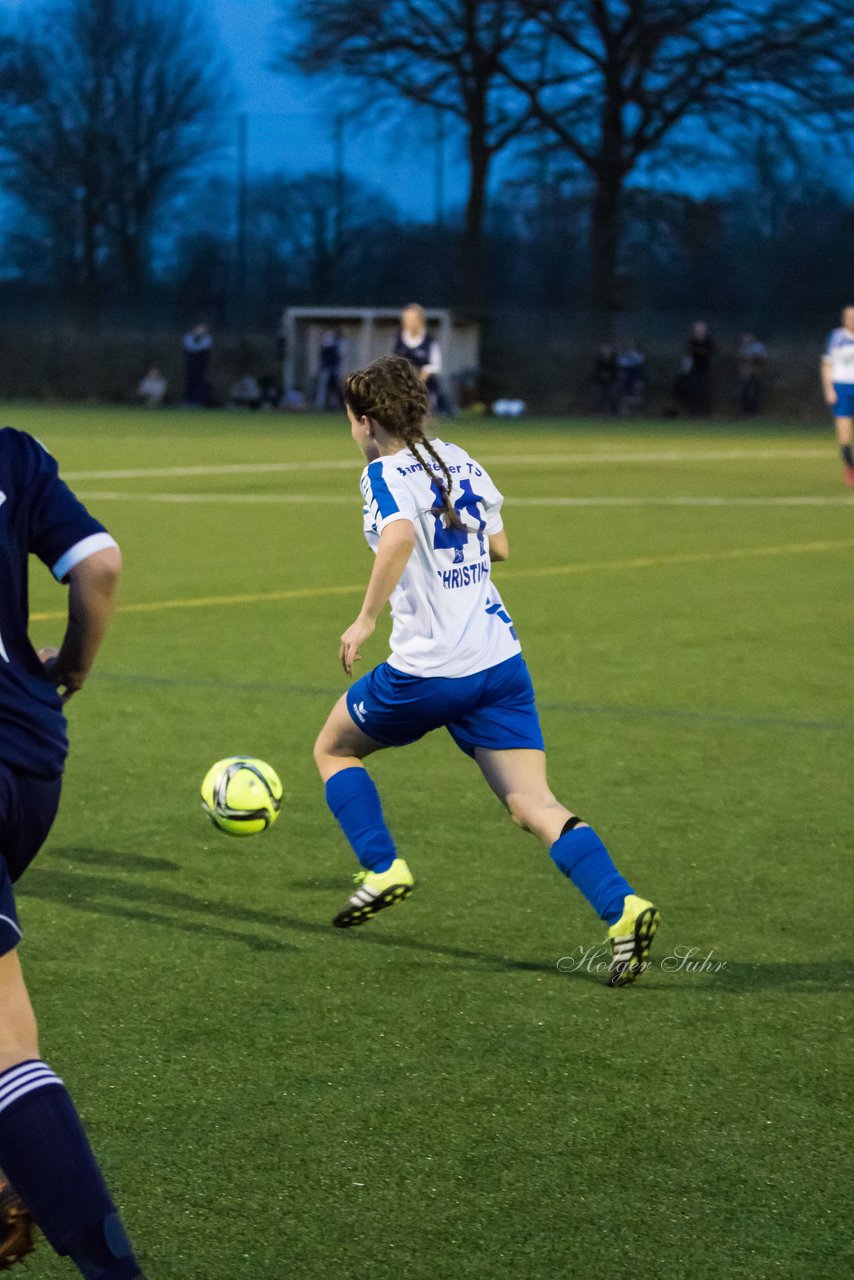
[4,0,838,209]
[0,0,462,206]
[207,0,461,207]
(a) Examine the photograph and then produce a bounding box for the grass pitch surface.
[8,405,852,1279]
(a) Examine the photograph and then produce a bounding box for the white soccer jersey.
[359,439,521,678]
[825,328,854,384]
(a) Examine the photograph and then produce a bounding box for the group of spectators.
[307,304,452,414]
[136,305,453,414]
[137,312,777,419]
[593,321,769,417]
[136,322,215,409]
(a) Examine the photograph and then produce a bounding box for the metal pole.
[236,111,248,336]
[333,112,345,259]
[435,108,445,229]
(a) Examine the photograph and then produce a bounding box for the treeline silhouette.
[0,0,851,406]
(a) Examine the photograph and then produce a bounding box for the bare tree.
[0,0,231,318]
[504,0,854,322]
[276,0,535,305]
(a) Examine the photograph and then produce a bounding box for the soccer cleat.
[0,1178,35,1270]
[844,466,854,487]
[606,895,660,987]
[333,858,414,928]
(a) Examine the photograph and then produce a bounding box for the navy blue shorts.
[346,653,545,757]
[832,383,854,418]
[0,763,62,956]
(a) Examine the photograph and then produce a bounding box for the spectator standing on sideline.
[183,323,212,406]
[737,334,768,414]
[315,328,345,410]
[393,304,451,415]
[684,320,715,415]
[136,367,167,408]
[592,342,619,414]
[820,305,854,487]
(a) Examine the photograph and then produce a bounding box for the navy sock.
[0,1061,140,1279]
[325,767,397,872]
[550,825,633,924]
[841,444,853,468]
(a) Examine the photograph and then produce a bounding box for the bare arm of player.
[489,530,510,561]
[40,546,122,701]
[821,355,837,406]
[339,520,416,676]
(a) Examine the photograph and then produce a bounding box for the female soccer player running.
[0,428,145,1277]
[314,357,659,987]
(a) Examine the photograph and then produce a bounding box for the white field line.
[64,446,830,481]
[76,490,854,508]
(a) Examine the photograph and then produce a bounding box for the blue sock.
[325,767,397,873]
[0,1061,140,1279]
[550,825,633,924]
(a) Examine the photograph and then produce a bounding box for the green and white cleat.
[332,858,415,929]
[606,895,660,987]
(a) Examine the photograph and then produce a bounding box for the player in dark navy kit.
[393,303,451,415]
[0,429,145,1277]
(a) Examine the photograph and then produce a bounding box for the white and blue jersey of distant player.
[825,325,854,416]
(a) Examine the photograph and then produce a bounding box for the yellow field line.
[499,538,854,580]
[29,538,852,623]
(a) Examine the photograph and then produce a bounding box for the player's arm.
[340,520,415,676]
[42,546,122,700]
[422,340,442,379]
[489,530,509,562]
[821,354,836,405]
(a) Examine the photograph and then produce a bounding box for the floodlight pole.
[333,112,345,258]
[235,111,248,337]
[435,108,446,229]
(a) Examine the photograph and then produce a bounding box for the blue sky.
[208,0,463,209]
[209,0,330,169]
[3,0,845,210]
[0,0,462,207]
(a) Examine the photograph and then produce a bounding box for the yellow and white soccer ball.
[201,757,283,836]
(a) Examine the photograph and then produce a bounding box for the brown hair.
[344,355,462,528]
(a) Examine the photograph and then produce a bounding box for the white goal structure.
[280,306,481,401]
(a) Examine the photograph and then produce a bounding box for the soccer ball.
[201,757,283,836]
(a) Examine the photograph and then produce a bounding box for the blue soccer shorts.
[0,762,62,956]
[345,653,545,757]
[832,383,854,417]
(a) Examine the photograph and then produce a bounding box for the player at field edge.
[0,429,146,1277]
[313,355,660,987]
[820,305,854,486]
[393,303,452,416]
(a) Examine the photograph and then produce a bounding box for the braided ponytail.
[408,436,464,531]
[344,355,463,530]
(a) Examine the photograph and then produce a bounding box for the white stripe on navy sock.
[0,1062,63,1115]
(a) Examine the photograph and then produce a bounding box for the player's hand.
[825,390,837,406]
[38,649,84,701]
[339,615,375,677]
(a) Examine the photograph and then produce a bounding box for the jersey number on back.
[430,480,486,564]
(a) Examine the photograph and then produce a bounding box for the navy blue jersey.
[0,429,115,778]
[393,330,433,369]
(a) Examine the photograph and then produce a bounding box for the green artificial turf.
[5,405,852,1279]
